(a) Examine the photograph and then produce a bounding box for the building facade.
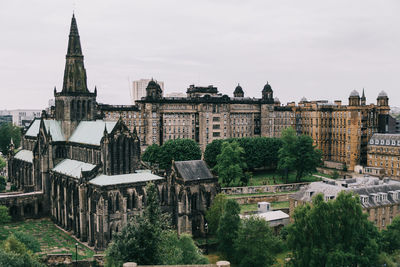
[367,133,400,179]
[289,177,400,230]
[100,85,390,171]
[7,15,218,250]
[0,109,41,128]
[131,79,164,104]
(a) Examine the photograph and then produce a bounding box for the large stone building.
[366,133,400,179]
[7,15,218,250]
[100,84,390,171]
[290,177,400,230]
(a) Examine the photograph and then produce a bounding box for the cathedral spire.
[62,14,88,93]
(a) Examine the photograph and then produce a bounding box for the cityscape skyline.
[1,0,399,110]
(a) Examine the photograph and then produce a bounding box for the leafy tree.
[278,128,297,183]
[214,141,247,186]
[234,216,279,267]
[217,199,240,261]
[278,128,322,182]
[0,205,11,224]
[293,135,322,181]
[0,123,21,155]
[141,144,160,164]
[287,192,380,267]
[0,235,43,267]
[0,156,6,169]
[158,231,208,265]
[381,216,400,254]
[205,193,228,235]
[157,139,201,170]
[204,137,282,170]
[204,139,224,168]
[13,232,41,253]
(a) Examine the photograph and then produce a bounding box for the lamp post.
[204,222,208,255]
[75,243,78,267]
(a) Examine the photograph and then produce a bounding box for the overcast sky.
[0,0,399,110]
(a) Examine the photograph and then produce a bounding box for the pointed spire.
[362,88,365,98]
[62,14,89,93]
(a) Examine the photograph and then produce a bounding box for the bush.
[13,232,41,253]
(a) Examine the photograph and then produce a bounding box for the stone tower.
[348,90,360,106]
[262,82,274,103]
[54,14,97,138]
[146,79,163,99]
[233,84,244,97]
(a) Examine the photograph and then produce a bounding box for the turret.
[233,84,244,97]
[361,88,366,106]
[262,82,273,103]
[146,79,163,99]
[348,90,360,106]
[377,91,389,106]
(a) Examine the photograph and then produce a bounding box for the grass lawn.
[249,170,322,186]
[0,218,94,260]
[240,201,289,214]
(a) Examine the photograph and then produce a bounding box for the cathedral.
[7,15,218,250]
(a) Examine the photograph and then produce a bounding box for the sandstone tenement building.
[6,15,218,250]
[100,85,390,170]
[289,177,400,230]
[366,133,400,179]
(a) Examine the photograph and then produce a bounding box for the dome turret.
[262,82,273,102]
[233,84,244,97]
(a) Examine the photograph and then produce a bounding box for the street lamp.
[75,243,78,267]
[204,222,208,255]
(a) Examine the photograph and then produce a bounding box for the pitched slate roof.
[369,133,400,147]
[14,150,33,163]
[25,119,65,141]
[89,172,163,186]
[174,160,214,181]
[52,159,96,178]
[69,120,117,145]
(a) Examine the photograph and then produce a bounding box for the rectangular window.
[213,124,220,130]
[213,132,220,137]
[212,117,220,122]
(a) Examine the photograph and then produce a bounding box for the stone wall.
[323,161,344,170]
[221,183,307,195]
[232,193,291,205]
[44,254,105,266]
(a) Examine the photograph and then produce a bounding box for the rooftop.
[14,150,33,163]
[89,172,163,186]
[174,160,214,181]
[52,159,96,178]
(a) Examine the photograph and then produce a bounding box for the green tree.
[205,193,228,235]
[278,128,297,183]
[217,199,240,261]
[287,192,380,267]
[13,232,41,253]
[234,216,279,267]
[0,235,43,267]
[214,141,247,186]
[381,216,400,254]
[0,123,21,155]
[0,156,6,169]
[141,144,160,164]
[0,205,11,224]
[204,139,224,168]
[293,135,322,181]
[157,139,201,170]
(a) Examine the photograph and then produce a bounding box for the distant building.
[100,85,390,171]
[367,134,400,179]
[0,115,12,127]
[242,202,289,233]
[0,110,41,128]
[290,176,400,230]
[131,79,164,104]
